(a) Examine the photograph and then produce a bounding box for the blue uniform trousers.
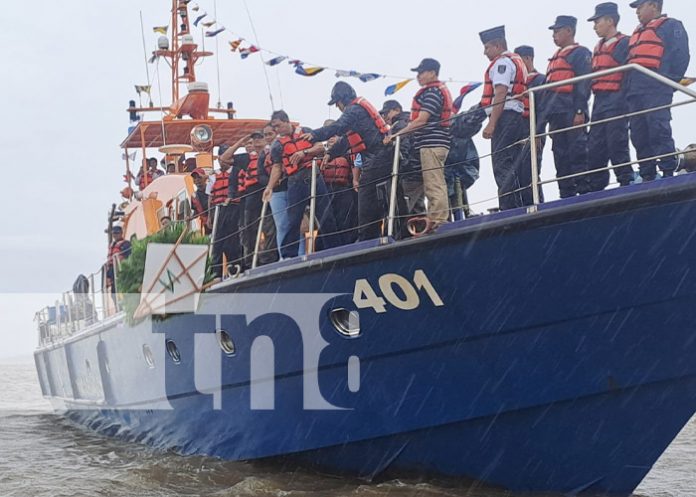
[588,102,634,191]
[548,112,589,198]
[628,92,677,180]
[284,167,342,258]
[492,110,531,210]
[211,204,242,278]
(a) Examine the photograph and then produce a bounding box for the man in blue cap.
[546,15,592,198]
[625,0,690,181]
[478,25,531,210]
[515,44,546,194]
[105,225,131,296]
[586,2,635,190]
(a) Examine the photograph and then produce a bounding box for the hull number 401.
[353,270,444,314]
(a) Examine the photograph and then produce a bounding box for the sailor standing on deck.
[545,16,592,198]
[387,58,452,228]
[586,2,636,191]
[209,144,243,279]
[303,83,406,241]
[478,26,531,210]
[625,0,690,181]
[262,110,342,258]
[515,45,547,195]
[105,225,131,296]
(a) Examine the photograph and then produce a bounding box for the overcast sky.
[1,0,694,360]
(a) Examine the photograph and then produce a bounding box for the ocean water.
[1,362,694,497]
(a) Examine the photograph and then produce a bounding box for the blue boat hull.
[35,175,696,495]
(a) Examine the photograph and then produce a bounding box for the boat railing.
[35,264,122,347]
[35,64,696,344]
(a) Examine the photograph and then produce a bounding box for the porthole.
[166,340,181,364]
[216,330,236,356]
[142,344,155,369]
[329,308,361,338]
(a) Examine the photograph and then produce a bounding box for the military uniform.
[587,2,635,190]
[479,26,531,210]
[626,0,690,180]
[545,16,592,198]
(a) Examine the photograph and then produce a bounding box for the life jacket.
[210,171,230,206]
[322,156,353,186]
[411,82,454,126]
[243,152,262,189]
[480,53,528,114]
[628,16,669,70]
[546,44,581,93]
[278,127,315,176]
[592,34,629,92]
[107,240,129,270]
[346,97,390,154]
[138,171,154,190]
[191,191,209,227]
[237,169,247,199]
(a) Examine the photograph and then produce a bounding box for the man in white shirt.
[479,26,531,210]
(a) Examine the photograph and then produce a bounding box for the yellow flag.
[153,25,168,35]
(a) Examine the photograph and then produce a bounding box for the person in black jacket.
[304,82,407,241]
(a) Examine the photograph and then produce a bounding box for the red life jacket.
[522,71,542,118]
[628,16,669,70]
[322,156,353,186]
[138,171,154,190]
[346,97,390,154]
[107,240,129,269]
[191,193,209,227]
[411,82,454,126]
[546,44,581,93]
[243,152,261,189]
[278,127,315,176]
[237,169,247,203]
[210,171,230,206]
[592,34,628,92]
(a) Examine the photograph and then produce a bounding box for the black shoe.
[662,170,674,178]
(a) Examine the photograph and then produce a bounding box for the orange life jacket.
[243,152,261,189]
[278,127,315,176]
[592,34,628,92]
[411,82,454,126]
[210,171,230,206]
[346,97,390,154]
[191,193,209,228]
[322,156,353,186]
[237,169,247,198]
[628,16,669,70]
[107,240,130,272]
[547,44,581,93]
[480,53,529,114]
[138,171,154,190]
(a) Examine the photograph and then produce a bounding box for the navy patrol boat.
[33,1,696,495]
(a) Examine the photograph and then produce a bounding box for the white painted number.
[353,270,444,313]
[354,279,387,314]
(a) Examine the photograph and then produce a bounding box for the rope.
[241,0,276,112]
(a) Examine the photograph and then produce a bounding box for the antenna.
[139,11,153,106]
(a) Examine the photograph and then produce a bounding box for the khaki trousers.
[419,147,450,224]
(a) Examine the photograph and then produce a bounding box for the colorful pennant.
[384,79,412,96]
[266,55,287,66]
[153,25,168,35]
[134,85,152,94]
[295,65,325,77]
[193,13,207,27]
[240,46,260,59]
[205,26,225,37]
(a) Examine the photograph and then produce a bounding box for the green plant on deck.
[116,223,212,323]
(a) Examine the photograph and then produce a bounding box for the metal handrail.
[528,63,696,210]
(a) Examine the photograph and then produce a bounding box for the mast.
[156,0,211,108]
